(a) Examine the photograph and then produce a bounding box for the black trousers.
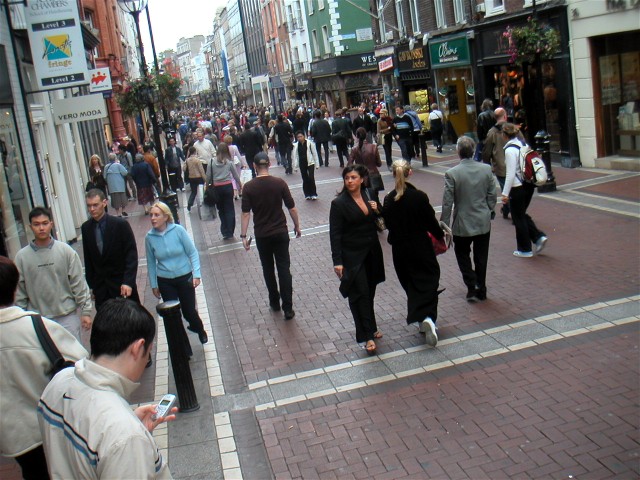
[168,167,184,191]
[315,141,329,166]
[411,131,420,157]
[255,233,293,312]
[509,183,544,252]
[15,445,50,480]
[299,160,317,197]
[158,273,203,357]
[382,134,393,166]
[187,180,201,209]
[453,231,491,295]
[278,144,292,172]
[346,254,378,343]
[335,140,348,167]
[214,183,236,238]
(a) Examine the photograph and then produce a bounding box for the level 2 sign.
[88,68,113,93]
[51,94,108,125]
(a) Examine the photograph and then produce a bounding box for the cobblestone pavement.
[2,144,638,479]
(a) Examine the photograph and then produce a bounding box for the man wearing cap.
[240,153,301,320]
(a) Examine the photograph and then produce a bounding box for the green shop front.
[429,34,476,141]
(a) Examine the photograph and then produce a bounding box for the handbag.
[203,184,218,207]
[31,315,76,379]
[240,168,253,185]
[428,232,447,255]
[364,189,386,232]
[369,172,384,192]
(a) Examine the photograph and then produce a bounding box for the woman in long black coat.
[330,164,385,354]
[381,160,444,347]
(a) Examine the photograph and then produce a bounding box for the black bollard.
[419,133,428,167]
[534,130,556,193]
[159,190,180,224]
[157,300,199,412]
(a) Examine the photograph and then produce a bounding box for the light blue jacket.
[145,223,200,288]
[104,161,128,193]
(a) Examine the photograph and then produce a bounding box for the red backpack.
[507,144,548,187]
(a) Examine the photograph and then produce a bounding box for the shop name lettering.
[398,49,426,69]
[606,0,640,10]
[360,55,377,65]
[57,109,103,121]
[438,42,459,62]
[30,0,70,9]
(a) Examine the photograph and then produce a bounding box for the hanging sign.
[25,0,89,90]
[51,94,108,125]
[88,68,113,93]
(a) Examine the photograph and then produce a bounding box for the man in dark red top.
[240,153,301,319]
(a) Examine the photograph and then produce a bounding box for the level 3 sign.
[52,94,108,125]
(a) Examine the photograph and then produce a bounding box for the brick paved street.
[2,144,638,479]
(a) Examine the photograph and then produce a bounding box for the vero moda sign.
[25,0,89,90]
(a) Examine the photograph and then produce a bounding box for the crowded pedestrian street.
[2,143,638,480]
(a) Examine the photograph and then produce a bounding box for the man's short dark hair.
[86,188,106,201]
[29,206,53,223]
[118,144,127,152]
[295,130,305,137]
[0,256,19,306]
[143,145,152,153]
[90,298,156,358]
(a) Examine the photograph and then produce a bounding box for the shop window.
[0,108,30,258]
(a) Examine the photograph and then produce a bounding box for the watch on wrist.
[240,234,247,238]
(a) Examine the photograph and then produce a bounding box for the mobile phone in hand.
[152,394,177,421]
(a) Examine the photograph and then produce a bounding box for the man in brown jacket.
[482,107,510,219]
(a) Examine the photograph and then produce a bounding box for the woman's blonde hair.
[391,160,411,201]
[502,122,520,138]
[223,135,233,145]
[89,154,102,167]
[150,201,174,224]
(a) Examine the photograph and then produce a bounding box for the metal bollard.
[156,300,199,412]
[419,133,428,167]
[160,190,180,224]
[534,130,556,193]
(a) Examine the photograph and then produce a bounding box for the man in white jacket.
[38,298,175,479]
[0,256,87,479]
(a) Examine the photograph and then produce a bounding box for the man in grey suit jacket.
[441,136,497,302]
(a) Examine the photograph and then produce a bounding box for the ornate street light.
[117,0,172,198]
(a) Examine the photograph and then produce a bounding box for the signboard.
[378,56,394,72]
[88,68,112,93]
[51,94,108,125]
[429,35,471,69]
[397,45,428,72]
[25,0,88,90]
[356,28,373,42]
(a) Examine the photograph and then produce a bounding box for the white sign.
[88,68,113,93]
[51,94,108,125]
[356,28,373,42]
[25,0,89,90]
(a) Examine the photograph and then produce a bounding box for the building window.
[308,0,314,15]
[378,0,388,42]
[453,0,466,24]
[318,0,325,10]
[311,29,319,58]
[408,0,420,34]
[395,0,405,38]
[434,0,446,28]
[484,0,505,17]
[321,25,330,55]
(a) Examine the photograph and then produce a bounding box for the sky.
[139,0,228,56]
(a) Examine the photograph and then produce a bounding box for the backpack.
[507,144,548,187]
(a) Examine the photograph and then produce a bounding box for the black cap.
[254,152,270,166]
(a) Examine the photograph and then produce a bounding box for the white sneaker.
[513,250,534,258]
[421,317,438,347]
[535,236,548,254]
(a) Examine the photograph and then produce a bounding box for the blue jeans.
[255,233,293,312]
[214,183,235,238]
[397,138,412,161]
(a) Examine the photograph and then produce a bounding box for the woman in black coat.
[330,164,385,354]
[381,160,444,347]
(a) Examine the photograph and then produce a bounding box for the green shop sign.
[429,35,471,69]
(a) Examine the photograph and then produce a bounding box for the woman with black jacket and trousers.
[330,164,385,355]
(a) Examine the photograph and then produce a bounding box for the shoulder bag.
[31,314,76,379]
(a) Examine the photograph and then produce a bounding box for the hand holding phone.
[152,394,177,421]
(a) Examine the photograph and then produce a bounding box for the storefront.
[429,34,476,141]
[374,45,397,112]
[568,2,639,166]
[475,7,578,164]
[397,42,433,120]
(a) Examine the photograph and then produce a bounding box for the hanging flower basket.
[117,72,183,117]
[503,17,561,66]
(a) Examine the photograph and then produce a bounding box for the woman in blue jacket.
[145,202,208,348]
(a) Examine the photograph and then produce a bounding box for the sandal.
[365,340,377,355]
[374,330,383,339]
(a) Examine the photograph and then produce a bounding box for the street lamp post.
[117,0,171,195]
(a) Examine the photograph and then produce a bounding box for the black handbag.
[369,173,384,192]
[31,314,76,379]
[203,184,218,207]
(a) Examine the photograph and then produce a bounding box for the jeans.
[278,144,292,172]
[396,138,412,161]
[453,232,491,295]
[299,160,317,197]
[255,233,293,312]
[158,273,203,357]
[214,183,235,238]
[509,183,544,253]
[315,141,329,166]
